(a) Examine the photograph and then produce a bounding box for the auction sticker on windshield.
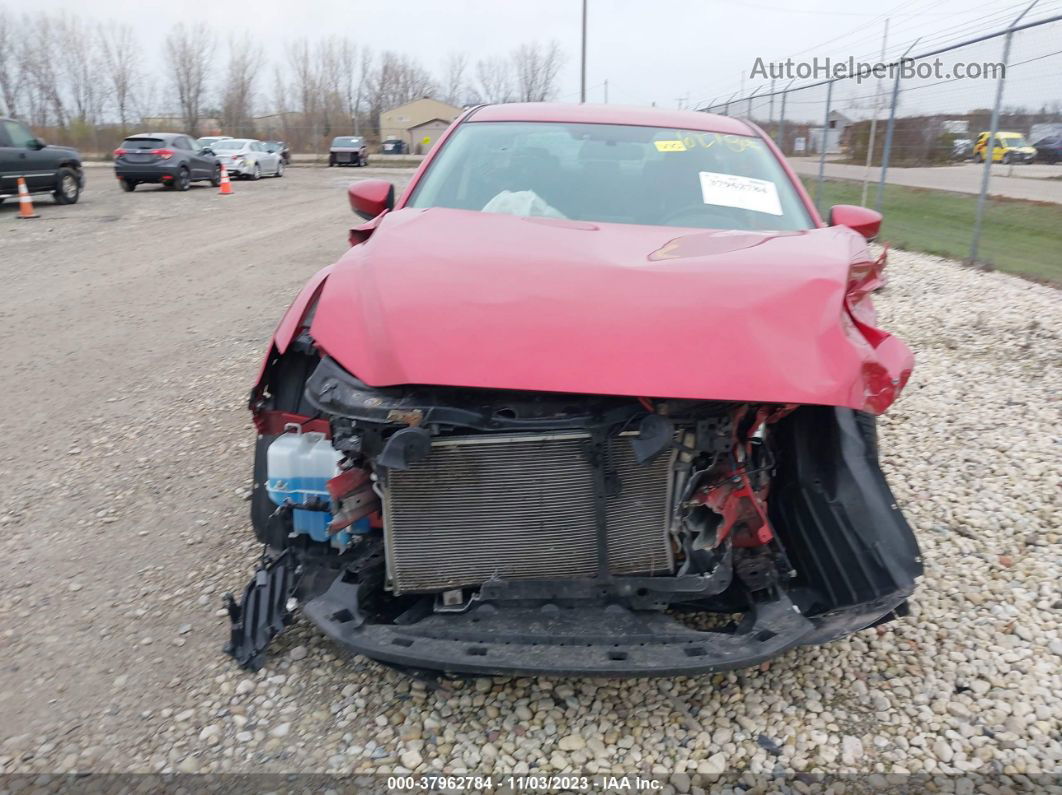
[654,140,687,152]
[698,171,783,216]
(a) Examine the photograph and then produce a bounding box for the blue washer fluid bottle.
[265,426,368,548]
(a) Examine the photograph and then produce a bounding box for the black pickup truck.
[0,117,84,205]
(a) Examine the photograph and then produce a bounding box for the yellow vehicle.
[973,131,1036,164]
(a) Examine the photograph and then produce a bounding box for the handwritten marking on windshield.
[674,132,762,153]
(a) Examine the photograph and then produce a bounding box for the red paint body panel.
[257,104,912,416]
[466,103,757,134]
[272,266,333,355]
[306,207,912,413]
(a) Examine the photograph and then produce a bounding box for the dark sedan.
[265,140,290,164]
[1033,135,1062,164]
[113,133,221,191]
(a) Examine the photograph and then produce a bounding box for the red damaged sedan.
[226,103,920,676]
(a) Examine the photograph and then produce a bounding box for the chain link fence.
[701,13,1062,282]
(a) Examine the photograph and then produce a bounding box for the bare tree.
[511,40,565,103]
[0,9,20,117]
[316,36,349,137]
[99,21,142,132]
[220,34,262,136]
[473,56,513,105]
[55,13,107,125]
[270,64,288,112]
[337,38,358,123]
[441,51,469,107]
[132,76,161,129]
[165,22,215,134]
[354,47,373,134]
[21,15,67,126]
[366,51,436,129]
[286,37,321,147]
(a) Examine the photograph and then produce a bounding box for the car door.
[2,119,52,191]
[993,135,1008,162]
[255,141,277,173]
[192,136,214,176]
[0,122,16,195]
[173,136,196,176]
[176,136,204,177]
[974,133,988,159]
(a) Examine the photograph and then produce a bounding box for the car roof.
[467,103,756,136]
[125,132,182,140]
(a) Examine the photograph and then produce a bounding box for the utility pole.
[580,0,588,103]
[604,79,608,104]
[860,18,889,207]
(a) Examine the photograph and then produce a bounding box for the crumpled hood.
[308,208,912,413]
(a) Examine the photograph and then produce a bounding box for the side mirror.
[348,179,395,221]
[829,204,882,241]
[199,148,214,156]
[29,137,46,150]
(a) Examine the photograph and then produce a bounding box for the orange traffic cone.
[219,163,233,195]
[16,177,39,219]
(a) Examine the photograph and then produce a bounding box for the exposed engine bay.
[226,350,921,675]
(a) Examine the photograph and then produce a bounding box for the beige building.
[380,98,462,153]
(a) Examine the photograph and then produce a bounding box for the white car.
[208,138,284,179]
[196,135,233,149]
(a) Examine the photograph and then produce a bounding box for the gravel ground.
[1,169,1059,786]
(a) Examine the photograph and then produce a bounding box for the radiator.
[383,432,675,593]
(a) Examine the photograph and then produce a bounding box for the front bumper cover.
[225,541,911,676]
[304,588,813,677]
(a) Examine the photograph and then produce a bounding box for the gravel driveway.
[1,168,1059,786]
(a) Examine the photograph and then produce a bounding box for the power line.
[871,0,1062,60]
[693,0,1062,107]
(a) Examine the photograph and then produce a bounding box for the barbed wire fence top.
[699,12,1062,274]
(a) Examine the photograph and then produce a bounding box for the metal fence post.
[776,79,794,151]
[746,87,761,121]
[813,79,833,209]
[970,0,1038,265]
[768,79,776,130]
[875,38,920,213]
[723,91,738,116]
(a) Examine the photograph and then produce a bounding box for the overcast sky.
[25,0,1062,114]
